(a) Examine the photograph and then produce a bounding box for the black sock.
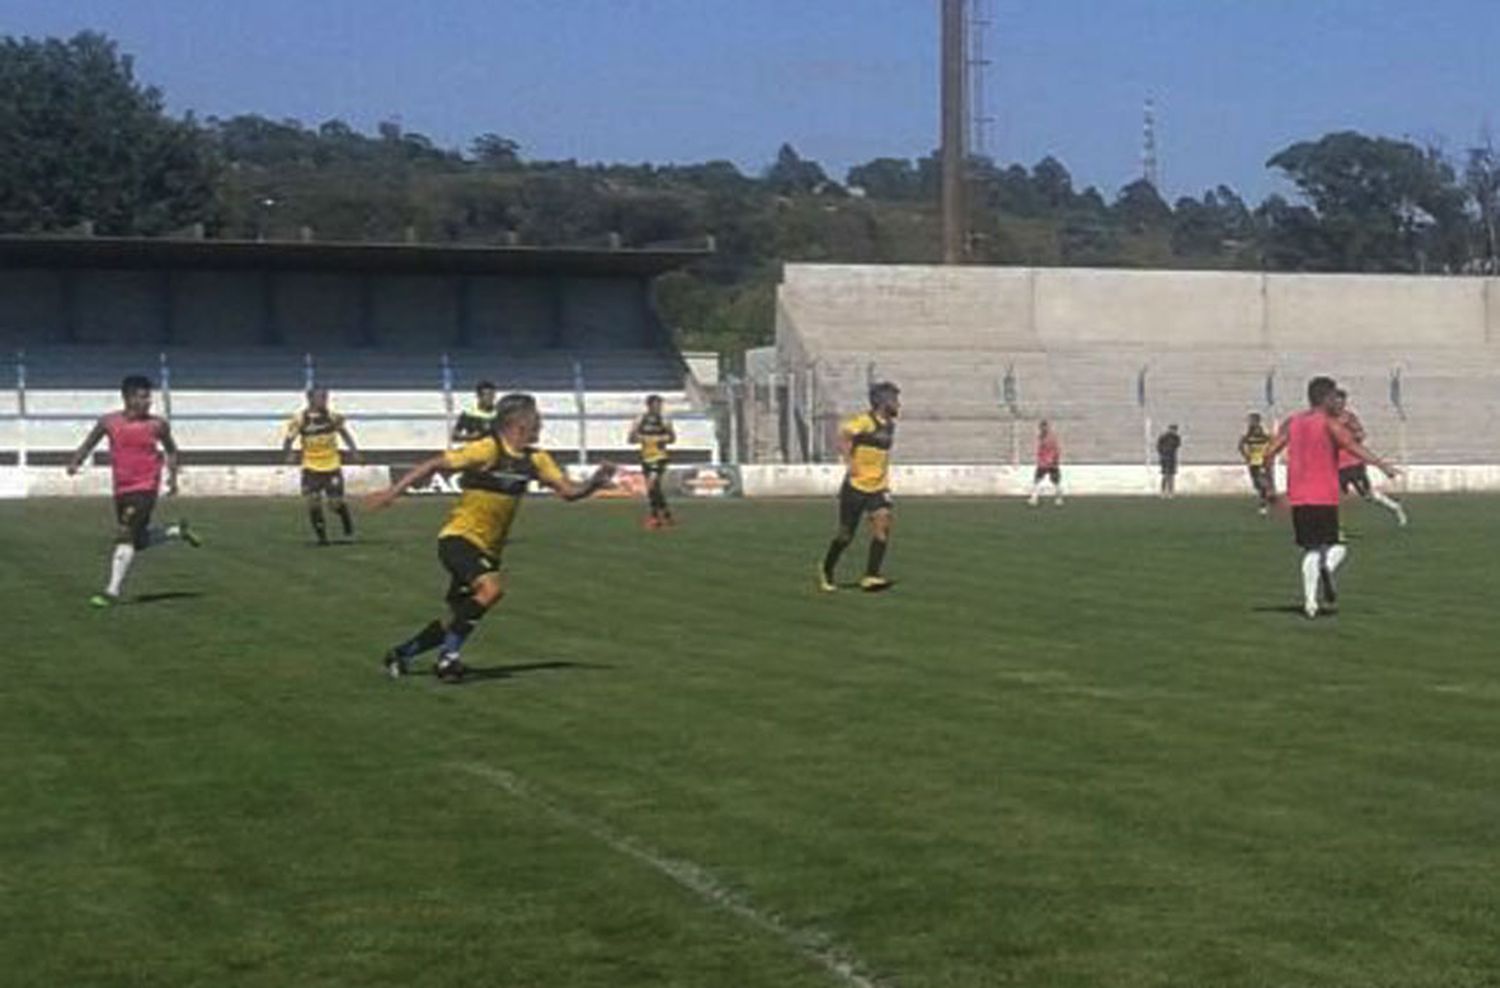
[823,536,851,577]
[866,538,888,577]
[334,503,354,535]
[393,619,445,659]
[308,506,327,541]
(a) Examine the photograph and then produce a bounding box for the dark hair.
[868,381,900,407]
[1307,376,1338,406]
[476,380,496,393]
[495,392,538,430]
[120,374,153,397]
[646,393,662,405]
[306,387,328,400]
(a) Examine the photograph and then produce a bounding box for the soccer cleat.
[1258,504,1269,517]
[817,564,837,593]
[383,649,410,680]
[1396,506,1409,528]
[1054,498,1065,508]
[1303,601,1319,620]
[1319,567,1338,605]
[177,519,202,548]
[88,592,119,609]
[435,653,465,684]
[859,575,893,592]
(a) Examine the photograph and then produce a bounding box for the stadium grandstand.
[767,263,1500,468]
[0,236,720,480]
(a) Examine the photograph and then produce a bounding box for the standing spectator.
[1156,424,1181,498]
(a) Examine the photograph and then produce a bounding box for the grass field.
[4,493,1500,987]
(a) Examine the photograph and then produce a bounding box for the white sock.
[107,543,136,597]
[1325,543,1348,573]
[1301,551,1322,609]
[1370,490,1403,518]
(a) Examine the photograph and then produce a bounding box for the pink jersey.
[1285,410,1339,506]
[102,412,165,495]
[1036,435,1061,468]
[1335,410,1364,469]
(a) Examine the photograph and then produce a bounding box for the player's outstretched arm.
[366,452,447,510]
[1329,419,1399,478]
[544,462,617,502]
[66,419,108,475]
[338,421,362,464]
[159,420,181,495]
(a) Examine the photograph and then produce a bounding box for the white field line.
[458,763,888,988]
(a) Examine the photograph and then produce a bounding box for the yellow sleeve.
[840,413,871,437]
[530,450,565,487]
[443,437,497,471]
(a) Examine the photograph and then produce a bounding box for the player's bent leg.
[330,497,355,537]
[860,509,893,591]
[436,573,504,683]
[304,493,329,545]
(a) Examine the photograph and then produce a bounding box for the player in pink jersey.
[1266,376,1398,619]
[67,375,201,607]
[1332,389,1407,527]
[1027,420,1063,507]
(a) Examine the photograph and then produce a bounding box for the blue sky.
[10,1,1500,203]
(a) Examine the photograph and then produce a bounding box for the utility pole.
[941,0,967,264]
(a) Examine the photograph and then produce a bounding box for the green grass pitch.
[3,493,1499,987]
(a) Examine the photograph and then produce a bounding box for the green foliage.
[0,32,218,234]
[10,31,1500,353]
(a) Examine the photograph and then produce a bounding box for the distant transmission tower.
[1141,97,1160,189]
[966,0,994,159]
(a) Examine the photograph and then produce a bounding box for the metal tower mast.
[941,0,967,263]
[1142,97,1160,189]
[966,0,994,159]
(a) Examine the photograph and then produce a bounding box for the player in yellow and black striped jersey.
[628,394,676,528]
[282,388,361,544]
[819,381,899,592]
[1238,412,1275,515]
[451,380,498,443]
[366,392,617,683]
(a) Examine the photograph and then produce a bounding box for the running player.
[1265,376,1398,619]
[1238,412,1275,516]
[66,374,201,607]
[1028,420,1063,507]
[1332,389,1408,527]
[818,381,899,592]
[451,380,498,443]
[366,393,615,683]
[282,388,361,545]
[628,394,676,529]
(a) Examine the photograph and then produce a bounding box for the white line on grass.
[458,763,887,988]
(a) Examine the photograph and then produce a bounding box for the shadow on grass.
[1252,604,1339,617]
[133,591,205,604]
[419,660,615,686]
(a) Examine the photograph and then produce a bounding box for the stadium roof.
[0,235,711,277]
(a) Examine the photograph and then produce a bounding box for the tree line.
[6,32,1500,354]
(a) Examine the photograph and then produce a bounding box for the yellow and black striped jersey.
[451,405,496,443]
[842,410,895,493]
[635,412,673,464]
[285,408,346,472]
[1240,427,1272,467]
[438,436,564,557]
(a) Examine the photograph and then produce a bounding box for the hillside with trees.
[5,32,1500,355]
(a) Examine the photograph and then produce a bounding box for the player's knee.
[471,577,505,609]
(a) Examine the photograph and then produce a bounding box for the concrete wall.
[780,263,1500,354]
[173,271,266,346]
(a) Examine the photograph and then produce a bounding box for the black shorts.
[1159,461,1178,477]
[1292,505,1340,549]
[1034,465,1061,484]
[642,460,668,481]
[302,469,345,498]
[438,535,500,600]
[837,482,892,532]
[114,491,157,550]
[1338,465,1371,497]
